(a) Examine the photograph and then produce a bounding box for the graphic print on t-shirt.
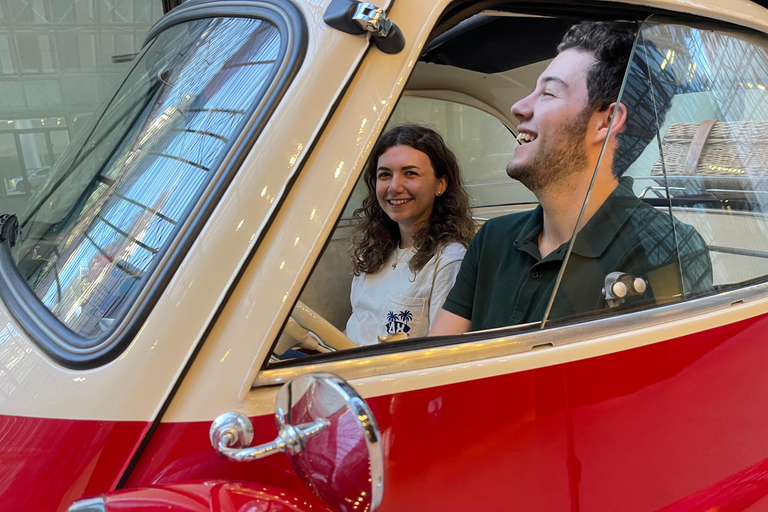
[385,310,413,334]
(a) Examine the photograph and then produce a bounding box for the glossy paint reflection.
[279,374,378,512]
[0,415,147,512]
[103,481,335,512]
[130,313,768,511]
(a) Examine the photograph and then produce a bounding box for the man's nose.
[511,92,534,120]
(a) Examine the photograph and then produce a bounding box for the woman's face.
[375,145,447,233]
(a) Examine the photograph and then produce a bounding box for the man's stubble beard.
[506,108,592,195]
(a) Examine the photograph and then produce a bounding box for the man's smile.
[516,131,538,144]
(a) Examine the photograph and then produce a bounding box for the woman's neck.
[398,224,417,249]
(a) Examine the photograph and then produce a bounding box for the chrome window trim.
[254,280,768,388]
[0,0,307,369]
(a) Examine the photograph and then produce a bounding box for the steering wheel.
[273,301,358,356]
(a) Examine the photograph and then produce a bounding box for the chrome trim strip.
[254,281,768,388]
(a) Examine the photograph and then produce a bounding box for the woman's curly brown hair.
[352,124,475,275]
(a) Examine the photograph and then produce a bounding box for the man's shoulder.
[628,202,704,238]
[622,201,709,259]
[478,208,537,235]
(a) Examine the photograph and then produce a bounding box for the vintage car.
[4,0,768,510]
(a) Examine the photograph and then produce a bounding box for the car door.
[116,2,768,512]
[0,1,378,510]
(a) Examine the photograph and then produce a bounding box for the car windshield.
[6,16,283,338]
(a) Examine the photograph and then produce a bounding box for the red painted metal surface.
[103,481,334,512]
[0,415,148,512]
[125,419,320,497]
[126,313,768,511]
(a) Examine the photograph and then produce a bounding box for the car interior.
[270,8,768,362]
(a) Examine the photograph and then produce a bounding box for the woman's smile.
[375,145,447,244]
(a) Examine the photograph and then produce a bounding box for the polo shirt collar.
[513,177,639,260]
[514,205,544,260]
[571,176,639,258]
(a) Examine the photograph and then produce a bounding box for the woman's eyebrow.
[377,165,421,171]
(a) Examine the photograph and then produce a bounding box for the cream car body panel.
[0,0,378,421]
[163,0,768,423]
[4,0,768,511]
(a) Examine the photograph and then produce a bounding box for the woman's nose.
[389,173,406,191]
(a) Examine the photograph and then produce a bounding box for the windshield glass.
[10,16,282,338]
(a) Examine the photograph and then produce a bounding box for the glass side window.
[548,19,768,323]
[634,22,768,288]
[13,16,283,338]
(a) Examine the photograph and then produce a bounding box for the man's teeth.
[389,199,410,205]
[516,132,536,143]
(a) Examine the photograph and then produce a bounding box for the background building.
[0,0,163,214]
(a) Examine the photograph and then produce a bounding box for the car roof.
[406,2,768,128]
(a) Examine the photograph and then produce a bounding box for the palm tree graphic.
[386,311,398,333]
[385,310,413,333]
[398,310,412,333]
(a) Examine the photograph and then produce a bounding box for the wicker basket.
[652,120,768,188]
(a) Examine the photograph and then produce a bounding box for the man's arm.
[429,308,471,336]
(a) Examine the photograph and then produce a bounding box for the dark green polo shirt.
[443,177,713,331]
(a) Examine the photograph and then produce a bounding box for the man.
[430,21,712,335]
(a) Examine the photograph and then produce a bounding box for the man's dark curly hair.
[558,21,636,112]
[557,21,673,177]
[351,124,475,275]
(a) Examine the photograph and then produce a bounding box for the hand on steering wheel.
[273,301,358,355]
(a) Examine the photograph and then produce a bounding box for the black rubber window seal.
[0,0,307,369]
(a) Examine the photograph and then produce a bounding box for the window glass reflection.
[548,19,768,323]
[14,17,283,338]
[633,23,768,288]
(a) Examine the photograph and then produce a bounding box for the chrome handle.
[210,412,328,462]
[352,3,392,37]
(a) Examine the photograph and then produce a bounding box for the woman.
[346,124,475,346]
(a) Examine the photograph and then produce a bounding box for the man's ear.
[594,102,628,142]
[597,103,627,140]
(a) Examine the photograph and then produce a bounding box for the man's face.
[506,49,595,193]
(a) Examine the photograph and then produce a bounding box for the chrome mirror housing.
[210,373,384,512]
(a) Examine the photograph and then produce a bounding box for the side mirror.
[210,373,384,512]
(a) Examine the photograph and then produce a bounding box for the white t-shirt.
[346,242,466,346]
